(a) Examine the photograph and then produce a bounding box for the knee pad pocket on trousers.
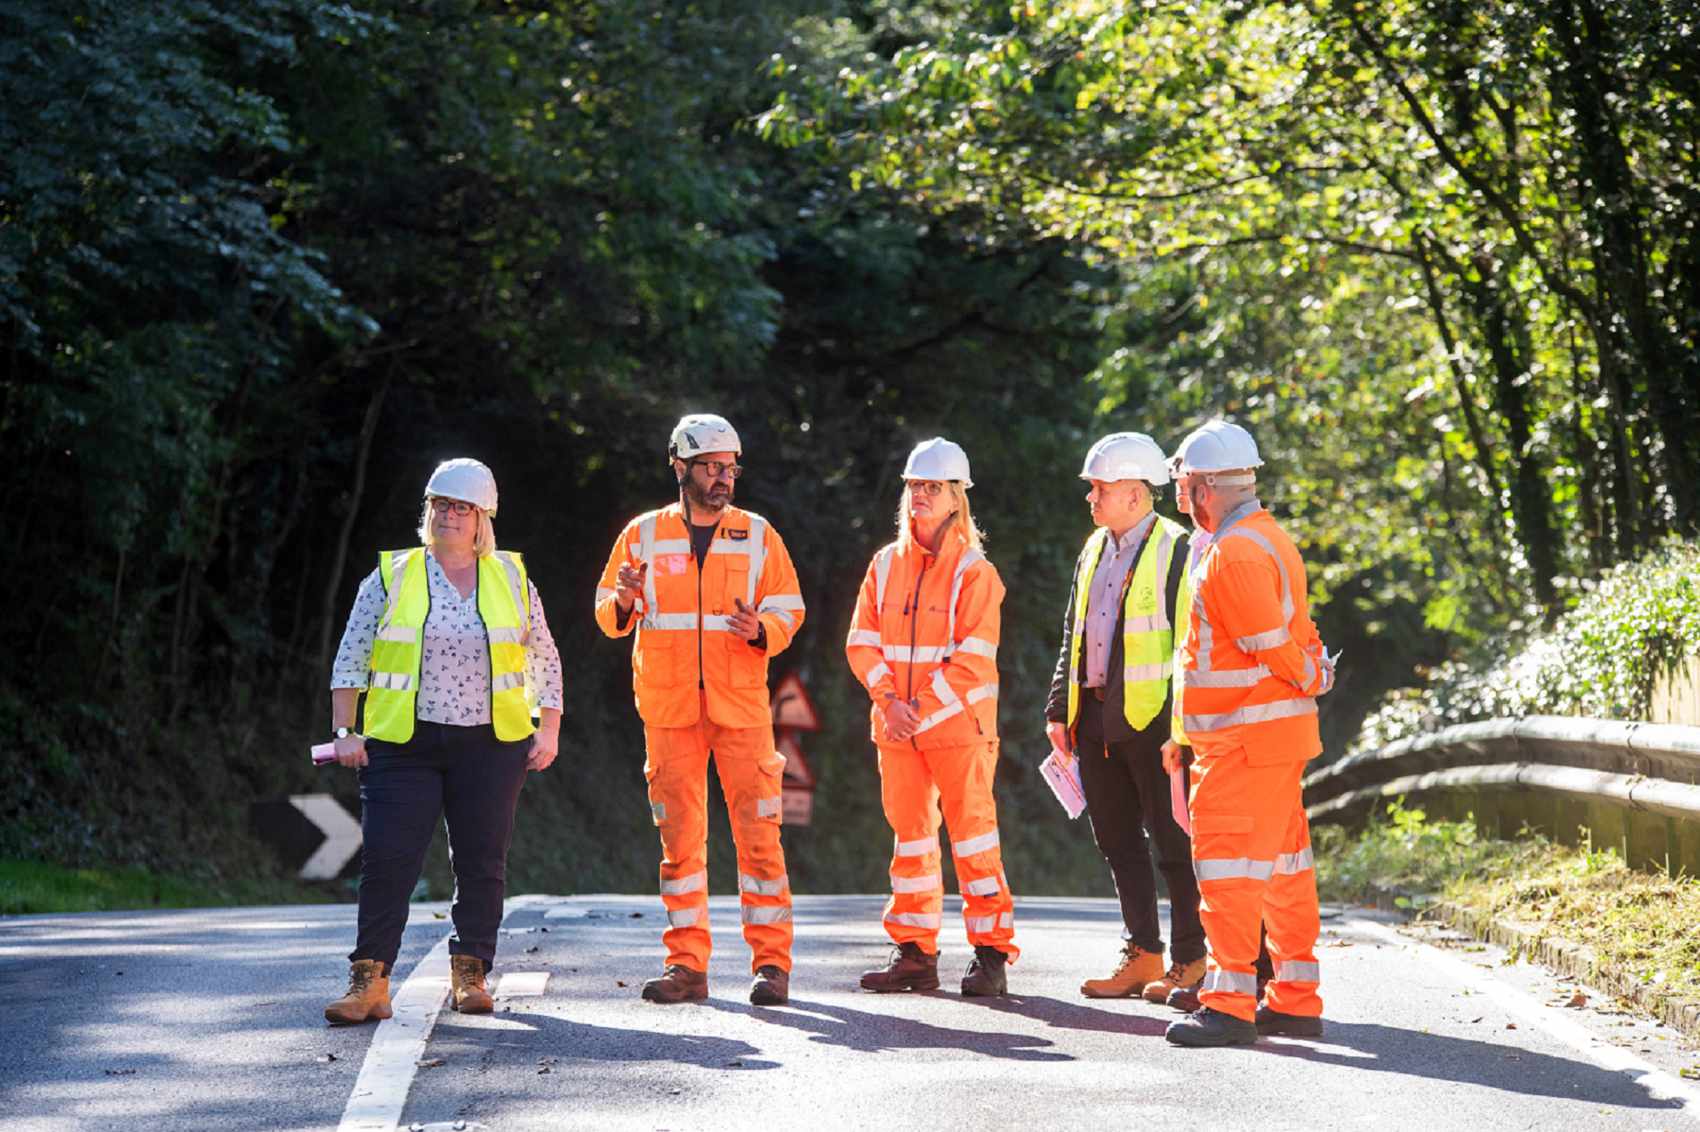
[1190,812,1254,856]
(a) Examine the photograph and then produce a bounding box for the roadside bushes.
[1354,539,1700,753]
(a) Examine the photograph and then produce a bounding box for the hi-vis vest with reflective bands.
[1065,514,1187,732]
[365,548,534,743]
[1178,502,1329,760]
[1169,531,1204,748]
[593,504,805,730]
[845,523,1004,750]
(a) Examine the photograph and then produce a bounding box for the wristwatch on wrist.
[334,726,354,740]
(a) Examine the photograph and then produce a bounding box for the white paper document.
[1039,749,1087,820]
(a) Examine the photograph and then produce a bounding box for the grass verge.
[0,858,320,915]
[1315,799,1700,1036]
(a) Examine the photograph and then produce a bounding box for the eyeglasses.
[907,480,947,497]
[689,459,743,480]
[429,498,477,516]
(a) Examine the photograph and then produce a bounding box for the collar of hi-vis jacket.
[635,503,768,630]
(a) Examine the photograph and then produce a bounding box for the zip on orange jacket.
[595,502,805,976]
[846,517,1017,960]
[1178,499,1335,1023]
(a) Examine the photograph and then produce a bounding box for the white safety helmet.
[1079,432,1170,485]
[424,458,499,514]
[668,413,741,461]
[1170,419,1262,487]
[901,437,973,488]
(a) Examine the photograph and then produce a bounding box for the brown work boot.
[641,964,708,1003]
[324,959,392,1025]
[859,943,940,993]
[1080,943,1165,998]
[450,954,493,1014]
[960,946,1009,997]
[1142,957,1208,1004]
[750,965,789,1006]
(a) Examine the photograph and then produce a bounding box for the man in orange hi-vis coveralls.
[1161,419,1337,1048]
[846,437,1017,997]
[595,413,806,1007]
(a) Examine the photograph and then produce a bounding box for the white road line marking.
[496,971,549,997]
[336,932,452,1132]
[1355,920,1700,1119]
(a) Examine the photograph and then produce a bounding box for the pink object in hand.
[311,741,338,765]
[1169,766,1191,835]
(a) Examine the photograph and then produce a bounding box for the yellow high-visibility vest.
[364,548,534,742]
[1066,515,1186,731]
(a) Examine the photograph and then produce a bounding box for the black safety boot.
[960,946,1008,997]
[1256,1006,1324,1037]
[1166,1007,1259,1047]
[750,965,789,1006]
[859,943,940,992]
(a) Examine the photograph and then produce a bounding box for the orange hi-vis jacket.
[1178,501,1334,760]
[846,521,1004,748]
[595,503,805,729]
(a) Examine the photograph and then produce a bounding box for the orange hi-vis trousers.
[1189,743,1320,1022]
[877,739,1018,960]
[644,697,792,974]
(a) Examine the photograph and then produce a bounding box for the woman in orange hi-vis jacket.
[846,437,1017,997]
[1161,420,1337,1048]
[594,414,806,1008]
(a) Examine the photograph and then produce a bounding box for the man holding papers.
[1044,433,1205,1003]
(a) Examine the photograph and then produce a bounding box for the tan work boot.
[749,965,789,1006]
[1079,943,1165,998]
[859,943,940,993]
[450,954,494,1014]
[1142,957,1207,1004]
[641,964,708,1003]
[324,959,392,1025]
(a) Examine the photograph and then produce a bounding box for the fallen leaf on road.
[537,1066,552,1075]
[1506,1023,1518,1030]
[1564,993,1588,1008]
[629,912,644,919]
[1469,1017,1483,1024]
[616,980,628,987]
[318,1053,339,1063]
[525,946,540,954]
[417,1058,445,1069]
[433,912,447,920]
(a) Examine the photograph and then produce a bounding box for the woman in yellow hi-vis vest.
[1043,433,1204,1004]
[324,459,563,1025]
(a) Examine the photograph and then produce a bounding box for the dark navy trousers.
[351,721,530,971]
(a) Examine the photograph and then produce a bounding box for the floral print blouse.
[331,552,564,727]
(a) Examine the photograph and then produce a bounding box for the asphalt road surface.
[3,895,1697,1130]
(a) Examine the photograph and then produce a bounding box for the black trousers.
[1076,695,1205,964]
[351,721,530,971]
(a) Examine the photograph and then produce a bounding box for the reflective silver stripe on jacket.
[739,873,787,896]
[1195,856,1276,882]
[847,629,882,648]
[595,586,615,602]
[742,905,792,925]
[884,911,942,929]
[756,796,782,819]
[967,911,1015,932]
[1203,968,1259,995]
[1274,960,1320,984]
[495,550,530,642]
[895,835,939,858]
[660,870,707,896]
[376,548,415,636]
[491,671,525,693]
[645,612,699,631]
[883,643,949,663]
[953,829,1000,857]
[890,871,942,894]
[1147,526,1176,631]
[963,875,1001,897]
[1186,665,1272,689]
[913,668,965,733]
[376,626,418,643]
[863,661,892,686]
[956,635,997,659]
[369,671,414,691]
[965,683,998,705]
[873,545,896,609]
[648,538,691,555]
[1274,847,1314,875]
[487,627,525,645]
[943,548,985,656]
[1183,696,1317,734]
[1121,661,1173,683]
[744,515,768,606]
[1237,627,1291,652]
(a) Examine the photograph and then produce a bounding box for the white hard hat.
[1171,419,1262,486]
[902,437,973,488]
[424,458,499,514]
[1079,432,1170,485]
[669,413,741,460]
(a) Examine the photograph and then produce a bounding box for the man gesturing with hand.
[595,414,806,1007]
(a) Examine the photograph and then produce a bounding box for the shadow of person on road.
[1245,1020,1684,1112]
[956,992,1171,1038]
[704,997,1073,1062]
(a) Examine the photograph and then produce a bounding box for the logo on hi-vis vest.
[726,529,749,540]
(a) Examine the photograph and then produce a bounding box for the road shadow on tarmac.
[957,992,1171,1038]
[1250,1020,1684,1111]
[706,997,1074,1061]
